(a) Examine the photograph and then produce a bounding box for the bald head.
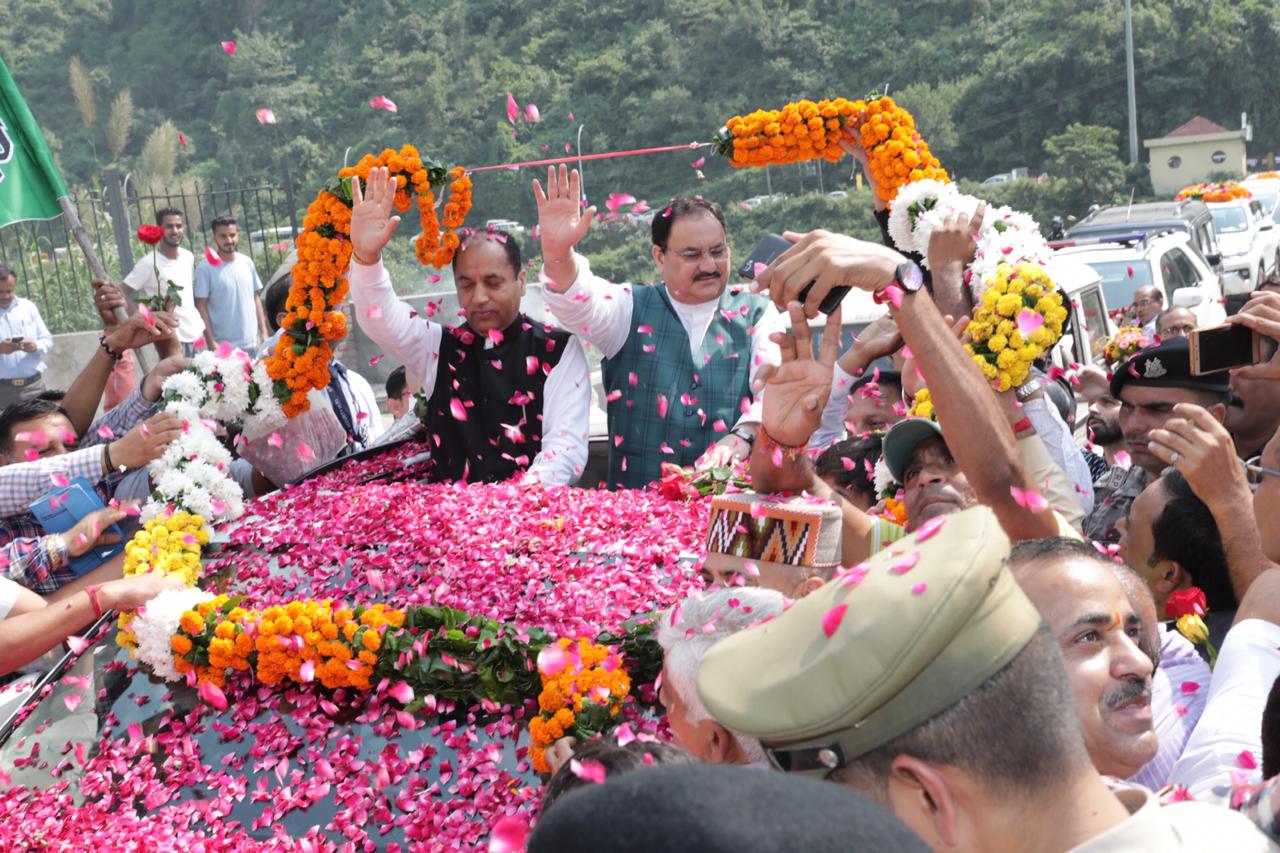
[1156,307,1195,340]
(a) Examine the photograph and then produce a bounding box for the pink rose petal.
[489,815,529,853]
[369,95,398,113]
[821,603,848,638]
[569,758,607,784]
[1010,486,1049,512]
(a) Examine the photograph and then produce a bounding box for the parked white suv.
[1207,199,1278,298]
[1053,232,1227,329]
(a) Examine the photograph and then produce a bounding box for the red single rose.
[137,224,165,245]
[1165,587,1207,620]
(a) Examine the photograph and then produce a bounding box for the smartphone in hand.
[1189,323,1261,375]
[739,232,850,314]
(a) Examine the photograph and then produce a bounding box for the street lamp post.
[1125,0,1138,164]
[576,124,586,201]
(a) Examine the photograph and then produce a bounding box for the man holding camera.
[0,265,53,410]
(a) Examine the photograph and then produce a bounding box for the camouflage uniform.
[1084,464,1152,543]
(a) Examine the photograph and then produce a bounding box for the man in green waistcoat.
[534,165,785,489]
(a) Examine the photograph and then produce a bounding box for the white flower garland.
[143,347,287,524]
[132,586,216,681]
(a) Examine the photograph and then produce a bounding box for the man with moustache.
[350,167,590,484]
[534,166,784,489]
[1083,337,1229,543]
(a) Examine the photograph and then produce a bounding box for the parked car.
[1065,200,1223,275]
[1206,198,1278,306]
[247,226,296,256]
[484,218,525,234]
[1053,232,1228,330]
[1242,177,1280,225]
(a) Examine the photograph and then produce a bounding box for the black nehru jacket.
[420,314,569,483]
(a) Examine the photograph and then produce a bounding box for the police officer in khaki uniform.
[1085,337,1230,543]
[696,505,1277,852]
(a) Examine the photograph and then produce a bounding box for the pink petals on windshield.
[821,603,848,638]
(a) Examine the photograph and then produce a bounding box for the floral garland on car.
[267,145,474,417]
[713,94,948,202]
[1175,182,1251,203]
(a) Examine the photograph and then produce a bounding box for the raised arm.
[60,307,177,436]
[532,165,598,295]
[348,166,443,392]
[755,220,1058,542]
[1149,403,1276,600]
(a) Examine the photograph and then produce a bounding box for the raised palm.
[762,305,842,447]
[350,166,401,262]
[532,165,597,257]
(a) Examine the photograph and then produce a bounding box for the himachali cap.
[705,492,842,571]
[696,505,1043,776]
[1110,336,1230,398]
[881,417,945,484]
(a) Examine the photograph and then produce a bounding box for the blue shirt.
[0,298,52,379]
[193,253,263,351]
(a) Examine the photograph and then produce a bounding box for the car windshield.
[1210,206,1250,234]
[0,443,700,848]
[1251,189,1279,217]
[1085,259,1155,310]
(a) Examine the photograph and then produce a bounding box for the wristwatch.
[893,260,925,294]
[1015,377,1043,402]
[730,427,756,447]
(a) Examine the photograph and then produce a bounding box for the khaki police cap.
[696,504,1043,775]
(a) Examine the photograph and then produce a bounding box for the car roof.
[1074,200,1210,228]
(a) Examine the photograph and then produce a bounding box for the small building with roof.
[1144,116,1248,196]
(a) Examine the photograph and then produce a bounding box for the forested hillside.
[2,0,1277,283]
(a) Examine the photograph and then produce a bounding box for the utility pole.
[1125,0,1139,164]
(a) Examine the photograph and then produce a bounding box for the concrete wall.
[1145,131,1248,196]
[42,291,453,402]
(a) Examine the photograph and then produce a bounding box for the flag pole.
[57,195,151,371]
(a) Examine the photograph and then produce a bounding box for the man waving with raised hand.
[534,165,784,489]
[350,166,590,485]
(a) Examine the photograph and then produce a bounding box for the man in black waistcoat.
[349,167,590,484]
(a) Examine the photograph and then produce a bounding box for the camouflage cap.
[696,505,1042,775]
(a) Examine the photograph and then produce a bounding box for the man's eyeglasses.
[1159,325,1194,338]
[1134,298,1162,307]
[666,245,729,263]
[1245,456,1280,487]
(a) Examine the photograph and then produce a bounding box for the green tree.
[1044,123,1124,205]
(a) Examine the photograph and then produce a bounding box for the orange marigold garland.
[1175,182,1252,203]
[267,145,473,416]
[528,638,632,774]
[714,93,948,202]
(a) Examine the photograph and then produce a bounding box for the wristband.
[351,251,379,266]
[84,585,104,620]
[1011,417,1033,435]
[730,427,756,447]
[46,534,68,571]
[758,424,809,461]
[99,334,124,362]
[103,442,117,472]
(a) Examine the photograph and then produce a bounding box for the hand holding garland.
[107,411,186,470]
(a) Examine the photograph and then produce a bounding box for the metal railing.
[0,162,301,333]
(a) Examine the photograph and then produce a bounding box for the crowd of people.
[3,154,1280,849]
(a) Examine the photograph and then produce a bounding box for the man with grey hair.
[655,586,785,765]
[698,505,1273,850]
[1134,284,1164,339]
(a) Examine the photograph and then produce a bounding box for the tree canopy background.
[3,0,1276,286]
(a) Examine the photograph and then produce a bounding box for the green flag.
[0,54,68,227]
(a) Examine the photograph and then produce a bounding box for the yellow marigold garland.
[267,145,474,417]
[965,263,1068,392]
[907,388,935,420]
[529,637,631,774]
[115,512,210,651]
[1175,182,1252,203]
[714,94,948,202]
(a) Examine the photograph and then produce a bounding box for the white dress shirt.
[0,298,52,379]
[122,248,204,343]
[350,259,589,485]
[540,253,785,429]
[1129,625,1212,790]
[1168,618,1280,798]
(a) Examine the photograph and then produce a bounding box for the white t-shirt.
[0,577,19,622]
[122,248,203,343]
